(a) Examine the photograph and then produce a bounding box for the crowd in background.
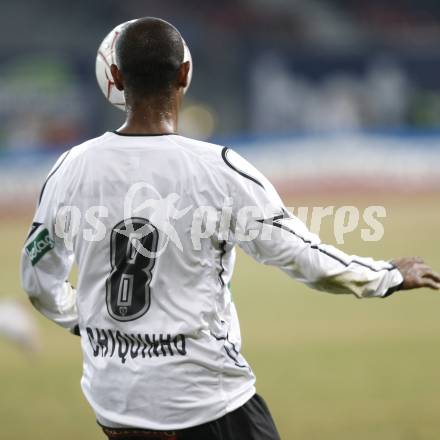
[1,0,440,151]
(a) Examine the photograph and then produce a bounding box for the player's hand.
[392,257,440,291]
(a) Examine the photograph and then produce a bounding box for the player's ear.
[177,61,190,90]
[110,64,124,91]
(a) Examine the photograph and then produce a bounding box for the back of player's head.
[115,17,184,97]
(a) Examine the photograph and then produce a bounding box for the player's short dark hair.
[116,17,184,97]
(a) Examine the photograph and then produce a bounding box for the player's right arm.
[20,151,79,331]
[221,148,440,298]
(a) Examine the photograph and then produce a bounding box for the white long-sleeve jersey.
[20,132,403,430]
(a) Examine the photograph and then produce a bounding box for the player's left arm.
[221,147,440,298]
[20,151,79,332]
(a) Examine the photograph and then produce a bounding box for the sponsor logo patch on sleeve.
[25,228,55,266]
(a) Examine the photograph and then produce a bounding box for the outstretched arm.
[221,147,439,298]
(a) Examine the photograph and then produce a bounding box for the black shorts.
[101,393,281,440]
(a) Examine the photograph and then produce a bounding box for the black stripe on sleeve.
[26,222,43,240]
[383,280,404,297]
[221,147,265,190]
[38,150,71,205]
[257,212,395,273]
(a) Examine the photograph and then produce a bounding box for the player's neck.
[117,116,177,136]
[117,95,179,135]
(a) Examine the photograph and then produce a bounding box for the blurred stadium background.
[1,1,440,439]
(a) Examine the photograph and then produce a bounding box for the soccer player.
[20,17,440,440]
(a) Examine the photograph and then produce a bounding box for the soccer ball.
[96,20,193,111]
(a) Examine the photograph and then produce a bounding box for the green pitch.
[1,194,439,440]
